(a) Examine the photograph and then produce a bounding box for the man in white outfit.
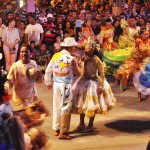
[45,37,82,139]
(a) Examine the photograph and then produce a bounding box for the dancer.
[72,40,116,133]
[133,58,150,102]
[103,19,135,70]
[115,27,150,91]
[45,37,82,140]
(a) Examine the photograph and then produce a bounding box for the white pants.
[52,82,72,133]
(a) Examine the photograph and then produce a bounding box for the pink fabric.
[27,0,35,13]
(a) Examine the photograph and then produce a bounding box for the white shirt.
[129,26,140,37]
[25,23,44,45]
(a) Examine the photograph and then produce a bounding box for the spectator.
[29,41,37,60]
[54,34,62,53]
[39,11,48,24]
[2,19,20,71]
[36,43,51,73]
[92,18,101,36]
[64,21,75,37]
[0,16,6,38]
[129,16,140,38]
[25,13,44,46]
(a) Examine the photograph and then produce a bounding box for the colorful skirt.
[133,71,150,95]
[103,47,132,69]
[72,77,116,117]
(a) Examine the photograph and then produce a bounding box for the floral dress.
[72,55,116,118]
[103,33,135,69]
[115,38,150,89]
[99,27,118,51]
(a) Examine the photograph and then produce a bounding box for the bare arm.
[95,56,105,86]
[72,58,83,76]
[4,64,17,93]
[37,33,44,46]
[25,33,29,45]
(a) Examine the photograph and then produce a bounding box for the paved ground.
[37,77,150,150]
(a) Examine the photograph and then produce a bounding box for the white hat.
[0,53,2,60]
[60,37,78,47]
[47,13,53,18]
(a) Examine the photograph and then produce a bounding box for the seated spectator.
[28,41,37,60]
[63,30,70,39]
[36,43,51,73]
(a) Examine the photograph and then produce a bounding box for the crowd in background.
[0,0,149,73]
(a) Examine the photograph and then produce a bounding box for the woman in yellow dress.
[78,20,95,44]
[103,19,135,71]
[99,18,118,51]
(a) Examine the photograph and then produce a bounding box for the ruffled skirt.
[133,72,150,95]
[72,77,116,117]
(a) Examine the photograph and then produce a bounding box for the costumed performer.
[133,57,150,102]
[103,19,135,71]
[45,37,82,140]
[115,27,150,91]
[72,40,116,133]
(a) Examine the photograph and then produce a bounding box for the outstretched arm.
[72,58,83,77]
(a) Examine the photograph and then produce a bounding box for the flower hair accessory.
[85,37,101,52]
[120,19,129,30]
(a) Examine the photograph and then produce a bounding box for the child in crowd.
[39,11,47,24]
[54,34,62,54]
[35,43,51,73]
[28,41,37,60]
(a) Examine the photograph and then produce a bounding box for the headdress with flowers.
[84,37,102,52]
[120,19,129,30]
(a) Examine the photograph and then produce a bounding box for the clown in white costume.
[45,37,82,140]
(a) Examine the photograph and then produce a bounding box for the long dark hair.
[114,25,123,43]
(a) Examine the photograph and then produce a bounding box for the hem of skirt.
[72,104,116,118]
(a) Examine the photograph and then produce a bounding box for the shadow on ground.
[105,119,150,133]
[68,129,99,138]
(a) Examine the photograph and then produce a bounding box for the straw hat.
[26,65,43,82]
[60,37,78,47]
